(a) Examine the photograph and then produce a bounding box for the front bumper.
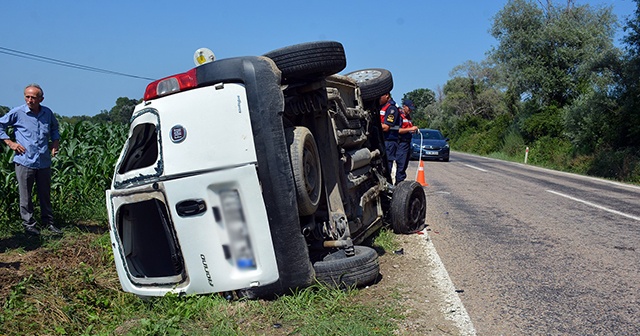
[411,144,450,160]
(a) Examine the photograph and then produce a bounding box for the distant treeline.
[1,97,140,125]
[403,0,640,183]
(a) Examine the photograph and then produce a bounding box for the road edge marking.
[455,151,640,191]
[420,229,477,335]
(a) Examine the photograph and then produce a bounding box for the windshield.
[413,129,444,140]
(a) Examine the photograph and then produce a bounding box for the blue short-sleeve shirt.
[0,104,60,169]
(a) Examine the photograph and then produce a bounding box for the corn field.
[0,121,128,234]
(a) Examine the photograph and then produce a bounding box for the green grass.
[372,228,401,253]
[0,230,404,336]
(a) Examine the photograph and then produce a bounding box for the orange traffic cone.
[416,160,428,186]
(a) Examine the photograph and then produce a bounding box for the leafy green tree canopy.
[490,0,618,107]
[402,88,435,128]
[93,97,141,124]
[617,0,640,147]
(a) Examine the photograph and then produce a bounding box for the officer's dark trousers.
[385,140,398,179]
[395,141,411,183]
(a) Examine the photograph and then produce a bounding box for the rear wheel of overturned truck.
[264,41,347,83]
[313,245,379,289]
[390,180,427,234]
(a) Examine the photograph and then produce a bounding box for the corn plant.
[0,121,128,234]
[0,144,19,229]
[50,121,128,227]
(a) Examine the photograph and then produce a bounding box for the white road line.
[421,230,477,335]
[546,190,640,221]
[455,151,640,191]
[464,164,487,172]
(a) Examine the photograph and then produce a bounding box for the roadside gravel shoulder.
[361,228,476,335]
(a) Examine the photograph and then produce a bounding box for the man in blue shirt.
[0,84,62,236]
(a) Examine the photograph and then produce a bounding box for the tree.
[402,88,435,127]
[91,97,141,124]
[490,0,618,107]
[445,60,507,120]
[617,0,640,148]
[0,106,9,117]
[109,97,140,124]
[490,0,619,146]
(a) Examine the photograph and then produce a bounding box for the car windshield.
[413,129,444,140]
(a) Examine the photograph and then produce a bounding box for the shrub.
[527,136,573,169]
[587,148,640,181]
[501,130,526,157]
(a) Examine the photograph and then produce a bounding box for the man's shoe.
[25,226,41,236]
[47,225,63,235]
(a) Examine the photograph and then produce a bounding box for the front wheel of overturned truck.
[390,180,427,234]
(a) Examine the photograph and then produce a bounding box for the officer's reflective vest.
[379,102,391,124]
[399,111,414,142]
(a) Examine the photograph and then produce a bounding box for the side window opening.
[118,123,159,174]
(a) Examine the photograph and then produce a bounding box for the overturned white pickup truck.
[105,41,426,299]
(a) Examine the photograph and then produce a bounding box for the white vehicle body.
[106,42,427,299]
[106,83,281,296]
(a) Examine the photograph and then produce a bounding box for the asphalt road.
[415,152,640,335]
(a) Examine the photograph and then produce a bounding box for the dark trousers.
[385,140,398,177]
[395,141,411,183]
[15,164,53,229]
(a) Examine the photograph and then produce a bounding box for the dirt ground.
[0,231,112,305]
[360,230,466,335]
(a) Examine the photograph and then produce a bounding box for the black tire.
[313,246,380,288]
[264,41,346,83]
[390,180,426,234]
[233,57,314,299]
[443,156,450,162]
[285,127,322,216]
[344,68,394,101]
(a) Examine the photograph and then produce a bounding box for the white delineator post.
[524,146,529,164]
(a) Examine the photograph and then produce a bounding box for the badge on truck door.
[171,125,187,143]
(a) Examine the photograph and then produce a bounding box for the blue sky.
[1,0,636,117]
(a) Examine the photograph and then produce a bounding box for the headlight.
[444,144,450,149]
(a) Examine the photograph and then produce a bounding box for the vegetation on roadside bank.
[0,228,402,335]
[403,0,640,184]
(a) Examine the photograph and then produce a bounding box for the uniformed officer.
[396,99,419,183]
[379,93,402,182]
